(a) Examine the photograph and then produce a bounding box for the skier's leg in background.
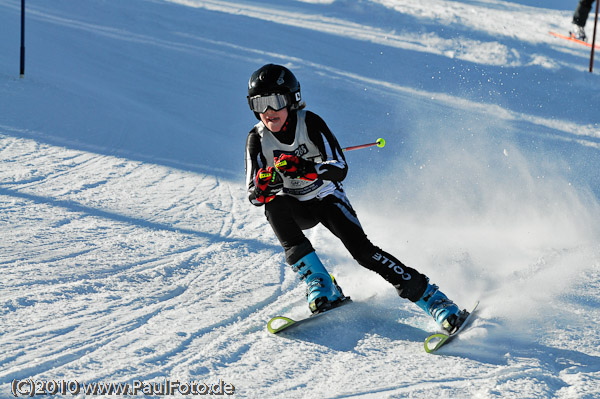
[573,0,595,27]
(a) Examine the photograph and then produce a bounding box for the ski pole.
[590,0,599,72]
[342,138,386,152]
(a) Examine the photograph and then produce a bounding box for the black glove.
[254,166,283,203]
[274,154,318,181]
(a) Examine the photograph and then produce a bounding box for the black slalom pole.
[20,0,25,77]
[590,0,600,72]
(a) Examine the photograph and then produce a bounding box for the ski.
[549,31,600,50]
[424,300,479,353]
[267,297,352,334]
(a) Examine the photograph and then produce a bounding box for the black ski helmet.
[247,64,302,119]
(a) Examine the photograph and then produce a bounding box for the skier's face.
[260,107,288,133]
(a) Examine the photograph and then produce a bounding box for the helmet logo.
[295,92,301,101]
[277,70,285,85]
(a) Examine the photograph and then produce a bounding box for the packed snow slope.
[1,0,600,397]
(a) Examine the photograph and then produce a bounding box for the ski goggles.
[247,93,291,113]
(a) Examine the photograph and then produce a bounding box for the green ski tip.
[424,333,450,353]
[267,316,296,334]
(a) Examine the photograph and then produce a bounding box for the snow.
[1,0,600,397]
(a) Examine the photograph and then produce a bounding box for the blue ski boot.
[415,281,462,334]
[292,252,344,314]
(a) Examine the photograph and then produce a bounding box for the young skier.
[244,64,466,333]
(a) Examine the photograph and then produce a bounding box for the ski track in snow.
[0,132,289,387]
[1,0,600,397]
